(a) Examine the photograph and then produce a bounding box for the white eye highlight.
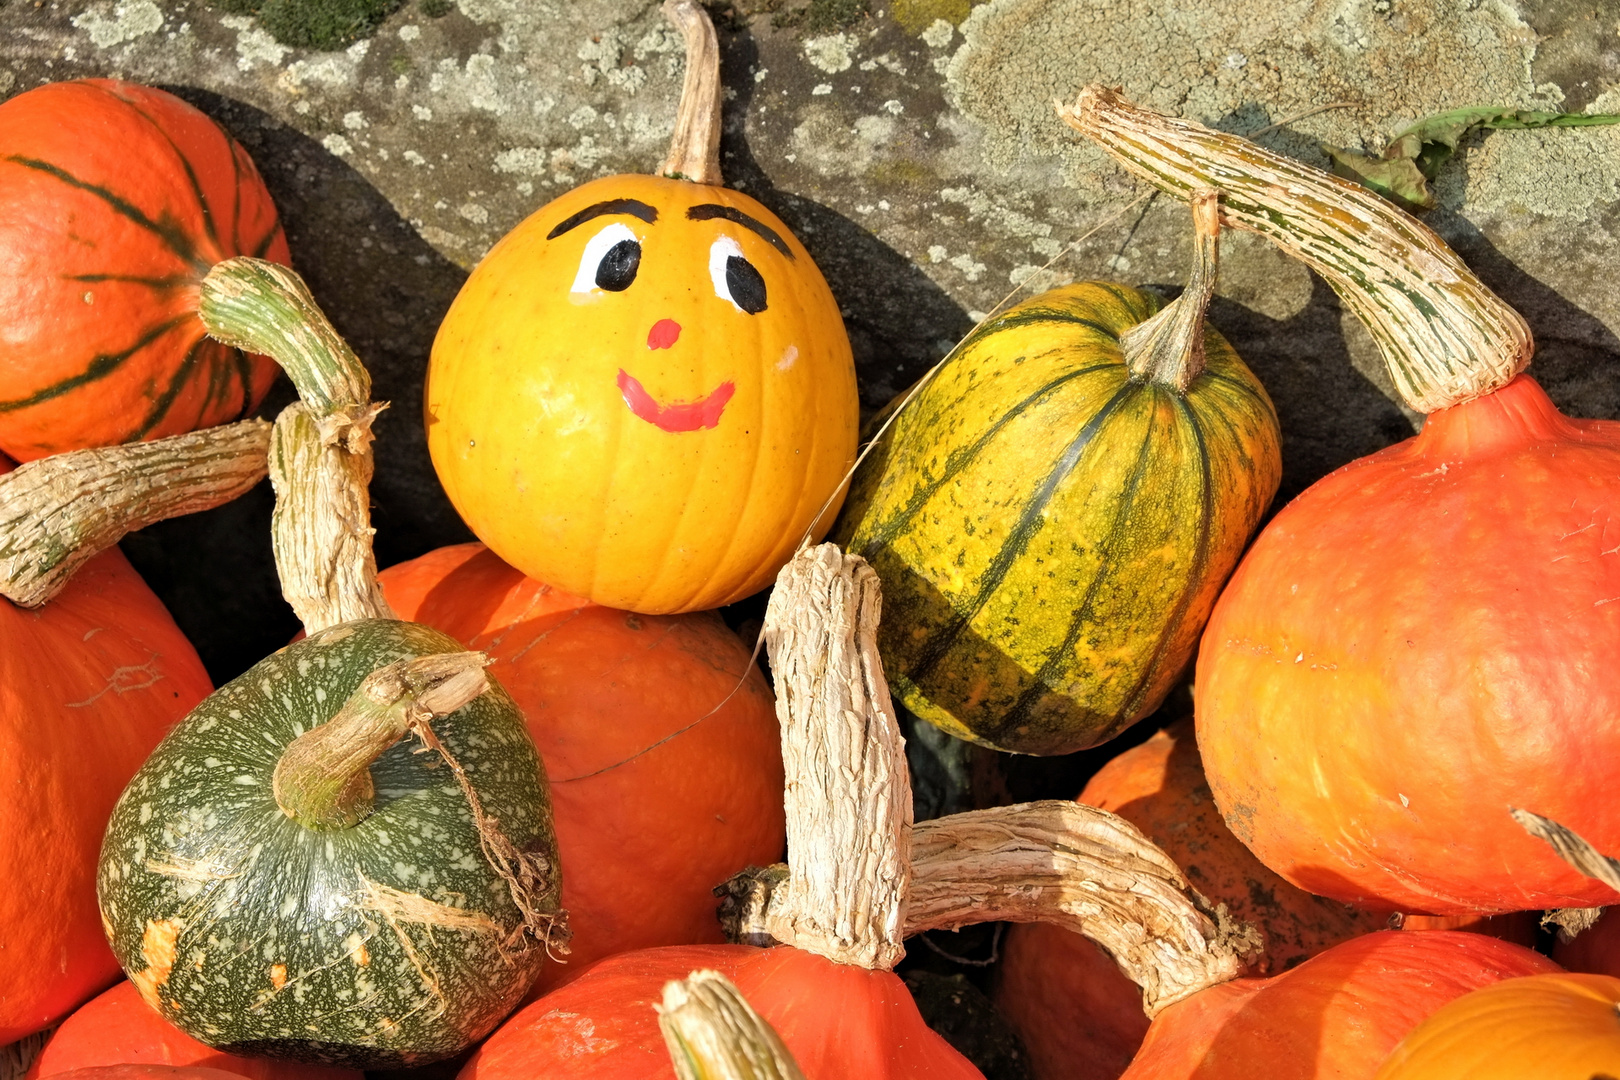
[572,221,642,294]
[708,235,769,314]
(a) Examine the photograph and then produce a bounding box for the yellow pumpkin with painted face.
[425,5,857,614]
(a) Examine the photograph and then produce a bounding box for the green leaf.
[1326,106,1620,212]
[1325,147,1437,213]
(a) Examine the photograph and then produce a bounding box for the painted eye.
[572,222,642,293]
[709,236,768,315]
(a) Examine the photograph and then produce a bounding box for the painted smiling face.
[425,174,858,614]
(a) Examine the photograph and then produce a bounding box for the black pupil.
[595,239,641,291]
[725,255,767,314]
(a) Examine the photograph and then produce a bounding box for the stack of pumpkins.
[5,2,1620,1078]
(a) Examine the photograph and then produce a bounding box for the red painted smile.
[617,369,736,433]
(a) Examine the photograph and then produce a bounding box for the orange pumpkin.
[27,981,358,1080]
[996,720,1388,1080]
[424,2,857,614]
[0,79,288,462]
[1374,973,1620,1079]
[1065,87,1620,914]
[461,944,983,1080]
[376,542,786,996]
[1551,908,1620,977]
[1120,931,1559,1080]
[0,539,213,1040]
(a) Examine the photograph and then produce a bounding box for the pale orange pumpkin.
[1374,973,1620,1079]
[424,2,857,614]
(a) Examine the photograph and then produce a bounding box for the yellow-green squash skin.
[834,282,1281,755]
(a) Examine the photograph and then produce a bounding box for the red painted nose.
[647,318,681,350]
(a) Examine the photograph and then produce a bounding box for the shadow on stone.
[122,86,475,684]
[1437,212,1620,422]
[713,24,974,415]
[1206,273,1415,508]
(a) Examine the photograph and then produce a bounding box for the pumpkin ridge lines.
[907,380,1140,687]
[0,313,191,413]
[252,220,285,259]
[991,387,1163,741]
[230,347,255,418]
[1198,368,1277,424]
[63,271,193,289]
[857,362,1117,553]
[90,81,225,256]
[228,135,248,257]
[1115,395,1217,723]
[3,153,203,269]
[125,334,209,440]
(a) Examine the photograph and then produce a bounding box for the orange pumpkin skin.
[0,547,213,1041]
[1121,931,1559,1080]
[1197,374,1620,913]
[996,720,1390,1080]
[1374,973,1620,1080]
[995,923,1149,1080]
[425,174,858,614]
[1401,912,1536,948]
[26,982,359,1080]
[0,80,288,462]
[376,543,785,996]
[461,944,983,1079]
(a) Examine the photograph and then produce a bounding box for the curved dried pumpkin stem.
[761,544,912,970]
[908,801,1253,1015]
[1512,807,1620,895]
[748,544,1249,1012]
[1057,86,1532,413]
[273,651,491,829]
[659,0,724,184]
[269,402,392,631]
[199,258,369,411]
[1119,188,1222,392]
[0,419,270,608]
[200,256,394,633]
[658,970,807,1080]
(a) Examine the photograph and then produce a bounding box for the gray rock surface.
[3,0,1619,679]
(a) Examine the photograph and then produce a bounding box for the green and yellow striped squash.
[834,281,1281,755]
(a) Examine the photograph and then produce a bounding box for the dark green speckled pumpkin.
[96,619,561,1069]
[834,195,1281,755]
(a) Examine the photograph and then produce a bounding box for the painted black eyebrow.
[686,204,795,260]
[546,198,658,239]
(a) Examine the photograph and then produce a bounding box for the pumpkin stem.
[199,258,369,411]
[1119,189,1221,392]
[761,544,913,970]
[1512,807,1620,897]
[659,0,724,185]
[0,419,269,608]
[1057,86,1533,413]
[744,544,1252,1010]
[657,970,807,1080]
[907,801,1255,1015]
[272,651,491,830]
[198,256,394,633]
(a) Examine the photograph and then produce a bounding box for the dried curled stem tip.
[0,419,271,608]
[659,0,724,184]
[1512,807,1620,896]
[658,970,807,1080]
[199,257,370,412]
[907,801,1255,1015]
[1057,85,1532,413]
[762,544,913,971]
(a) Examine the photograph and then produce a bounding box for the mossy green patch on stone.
[207,0,405,49]
[891,0,983,34]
